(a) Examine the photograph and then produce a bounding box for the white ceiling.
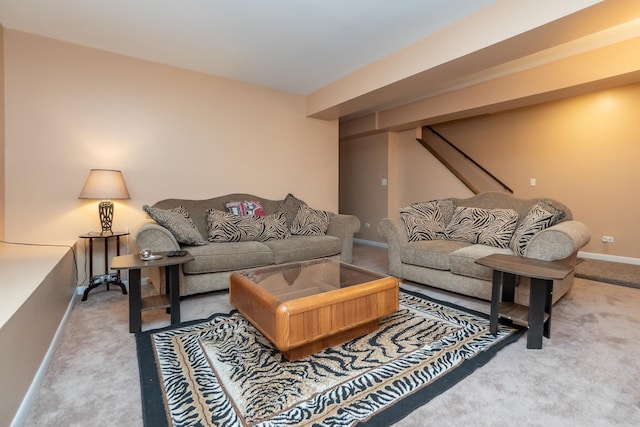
[0,0,495,95]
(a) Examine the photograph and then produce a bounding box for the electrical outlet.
[365,222,371,228]
[601,236,614,243]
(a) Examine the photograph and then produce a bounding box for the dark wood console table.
[475,254,574,349]
[111,252,194,333]
[79,231,129,301]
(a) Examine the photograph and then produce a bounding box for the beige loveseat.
[134,193,360,296]
[378,192,591,306]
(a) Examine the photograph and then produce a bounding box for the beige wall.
[342,82,640,258]
[4,30,338,278]
[339,133,388,241]
[340,129,472,243]
[434,82,640,258]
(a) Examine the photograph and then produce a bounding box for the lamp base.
[98,200,114,235]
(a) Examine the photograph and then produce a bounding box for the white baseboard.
[354,238,388,248]
[578,251,640,265]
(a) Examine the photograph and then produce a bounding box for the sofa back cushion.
[400,199,455,242]
[444,207,518,248]
[206,209,290,242]
[153,194,283,238]
[451,192,572,229]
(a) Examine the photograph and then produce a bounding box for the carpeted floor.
[18,243,640,426]
[575,258,640,289]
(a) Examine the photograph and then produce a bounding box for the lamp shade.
[78,169,130,200]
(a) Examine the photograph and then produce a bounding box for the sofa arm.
[133,219,182,253]
[378,218,408,277]
[525,220,591,261]
[326,213,361,263]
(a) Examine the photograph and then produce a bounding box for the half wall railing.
[416,126,513,195]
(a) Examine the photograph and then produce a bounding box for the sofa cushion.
[181,241,274,274]
[225,200,265,217]
[444,207,518,248]
[206,209,290,242]
[291,204,330,236]
[262,235,341,264]
[400,239,470,270]
[400,199,456,241]
[276,193,307,229]
[143,205,208,246]
[509,200,566,256]
[449,245,514,280]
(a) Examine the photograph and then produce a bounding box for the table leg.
[104,237,110,290]
[544,280,553,338]
[88,237,94,278]
[129,268,142,333]
[489,269,501,336]
[166,265,181,324]
[502,272,516,302]
[527,277,549,349]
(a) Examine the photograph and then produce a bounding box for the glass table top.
[239,258,389,302]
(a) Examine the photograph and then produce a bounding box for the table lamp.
[79,169,131,235]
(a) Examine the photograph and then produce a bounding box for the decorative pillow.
[143,205,208,246]
[206,209,289,242]
[276,193,307,229]
[400,199,455,241]
[254,212,290,241]
[444,207,518,248]
[290,204,330,236]
[509,200,566,256]
[225,200,265,217]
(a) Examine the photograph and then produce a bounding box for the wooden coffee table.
[230,259,399,360]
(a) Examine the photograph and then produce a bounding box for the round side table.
[79,231,130,301]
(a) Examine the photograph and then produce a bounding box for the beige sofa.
[378,192,591,306]
[133,193,360,296]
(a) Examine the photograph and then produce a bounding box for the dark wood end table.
[111,252,194,333]
[475,253,574,349]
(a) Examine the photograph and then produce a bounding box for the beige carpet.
[575,258,640,289]
[19,243,640,426]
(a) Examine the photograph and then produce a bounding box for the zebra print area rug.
[136,289,524,426]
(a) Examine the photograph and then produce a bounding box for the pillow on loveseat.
[206,209,290,242]
[444,206,518,248]
[225,200,265,217]
[400,199,456,241]
[509,200,566,256]
[143,205,208,246]
[290,204,330,236]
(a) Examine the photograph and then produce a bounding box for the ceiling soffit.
[321,0,640,135]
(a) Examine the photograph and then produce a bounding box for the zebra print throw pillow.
[143,205,208,246]
[206,209,290,242]
[400,199,456,241]
[290,204,330,236]
[509,200,566,256]
[444,207,518,248]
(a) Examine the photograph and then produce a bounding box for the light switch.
[381,178,388,186]
[530,178,536,187]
